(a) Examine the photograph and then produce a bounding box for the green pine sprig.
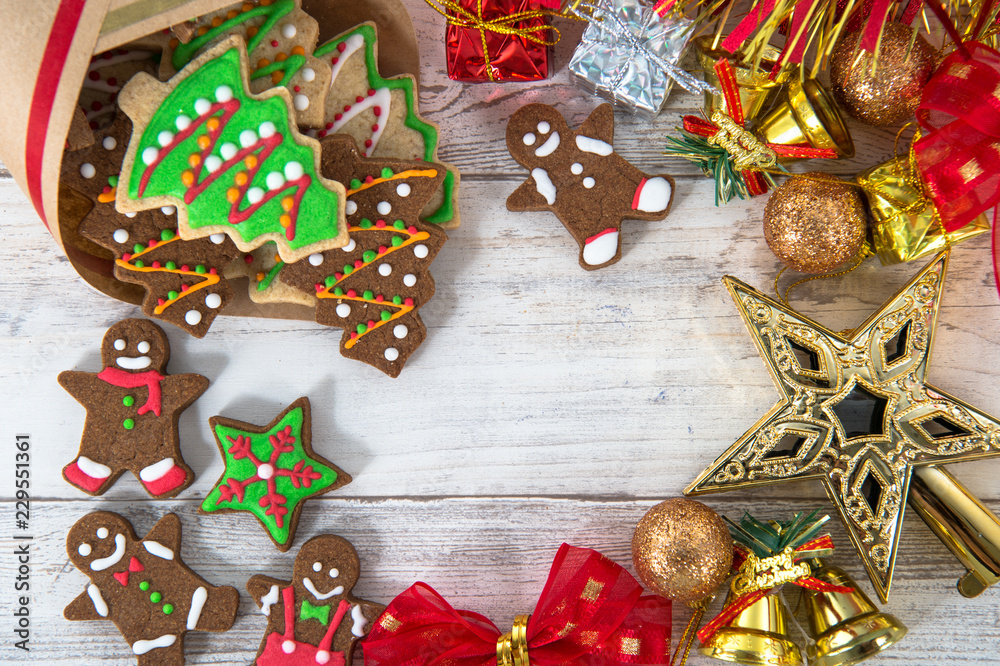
[724,509,831,559]
[663,129,777,206]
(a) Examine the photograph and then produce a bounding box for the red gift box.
[444,0,561,82]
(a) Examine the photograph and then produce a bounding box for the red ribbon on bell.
[362,544,672,665]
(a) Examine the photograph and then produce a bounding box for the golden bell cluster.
[694,37,854,160]
[856,154,989,265]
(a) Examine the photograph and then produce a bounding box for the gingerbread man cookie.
[247,534,384,665]
[506,103,675,270]
[64,511,239,665]
[59,319,207,497]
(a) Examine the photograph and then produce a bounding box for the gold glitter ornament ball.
[830,23,937,126]
[632,498,733,605]
[763,173,868,274]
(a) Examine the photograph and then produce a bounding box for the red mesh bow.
[362,544,672,665]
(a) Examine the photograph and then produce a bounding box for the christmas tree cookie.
[281,136,448,377]
[200,397,352,552]
[162,0,332,127]
[247,534,384,664]
[116,37,349,264]
[309,22,461,229]
[65,511,239,665]
[64,114,242,337]
[506,103,675,270]
[59,319,207,498]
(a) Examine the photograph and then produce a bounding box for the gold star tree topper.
[685,253,1000,601]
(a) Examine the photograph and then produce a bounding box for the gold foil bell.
[857,150,989,265]
[695,37,786,121]
[698,592,803,666]
[756,77,855,159]
[497,614,531,666]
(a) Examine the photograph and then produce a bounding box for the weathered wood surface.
[2,0,1000,663]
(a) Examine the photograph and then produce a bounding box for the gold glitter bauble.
[830,23,937,126]
[632,498,733,605]
[763,173,867,274]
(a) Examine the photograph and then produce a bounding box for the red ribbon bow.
[362,544,672,665]
[682,59,837,196]
[697,535,851,643]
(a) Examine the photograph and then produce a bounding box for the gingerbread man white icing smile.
[506,103,674,270]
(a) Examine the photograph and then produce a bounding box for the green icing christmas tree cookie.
[116,37,349,264]
[200,396,351,552]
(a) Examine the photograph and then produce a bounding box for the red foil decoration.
[362,543,673,665]
[445,0,555,82]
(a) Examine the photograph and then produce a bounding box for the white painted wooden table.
[3,2,1000,663]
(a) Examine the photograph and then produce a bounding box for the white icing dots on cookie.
[80,163,96,179]
[239,129,258,148]
[258,121,276,138]
[125,212,137,218]
[377,201,391,215]
[102,136,117,150]
[175,115,191,131]
[194,98,211,115]
[137,341,150,354]
[342,238,357,252]
[378,263,391,276]
[384,347,399,361]
[537,121,550,133]
[393,324,408,339]
[583,177,596,189]
[345,201,358,215]
[220,143,237,160]
[413,244,429,259]
[265,172,285,190]
[403,273,417,287]
[114,339,126,351]
[396,183,411,197]
[113,229,129,244]
[210,233,226,244]
[157,131,174,147]
[301,67,316,82]
[78,543,92,556]
[523,132,536,146]
[215,85,233,102]
[284,162,304,181]
[309,253,324,266]
[142,147,158,165]
[312,561,322,573]
[294,94,309,111]
[205,155,223,172]
[161,206,176,215]
[185,310,202,326]
[571,162,583,175]
[281,23,297,39]
[247,187,264,204]
[336,303,351,318]
[97,527,109,539]
[205,293,222,309]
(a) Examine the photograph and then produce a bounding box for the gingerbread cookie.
[200,397,352,551]
[308,22,461,228]
[280,136,447,377]
[65,511,239,665]
[65,114,242,337]
[163,0,332,127]
[59,319,207,497]
[79,46,162,130]
[506,103,675,270]
[116,37,349,264]
[247,534,384,664]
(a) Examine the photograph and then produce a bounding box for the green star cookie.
[200,397,351,551]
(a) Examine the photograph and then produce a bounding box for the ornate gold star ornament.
[685,253,1000,602]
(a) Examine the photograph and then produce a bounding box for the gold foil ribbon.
[497,614,531,666]
[730,547,811,597]
[424,0,566,82]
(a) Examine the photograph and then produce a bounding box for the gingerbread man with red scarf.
[59,318,207,498]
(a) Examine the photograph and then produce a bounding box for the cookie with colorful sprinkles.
[162,0,332,127]
[59,319,207,498]
[308,22,462,229]
[116,36,349,264]
[280,135,448,377]
[65,511,239,666]
[200,397,352,552]
[506,103,675,270]
[247,534,384,665]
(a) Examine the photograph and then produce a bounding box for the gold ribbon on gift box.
[857,131,990,266]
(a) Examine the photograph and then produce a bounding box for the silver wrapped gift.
[568,0,705,119]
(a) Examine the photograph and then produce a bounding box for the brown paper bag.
[0,0,420,321]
